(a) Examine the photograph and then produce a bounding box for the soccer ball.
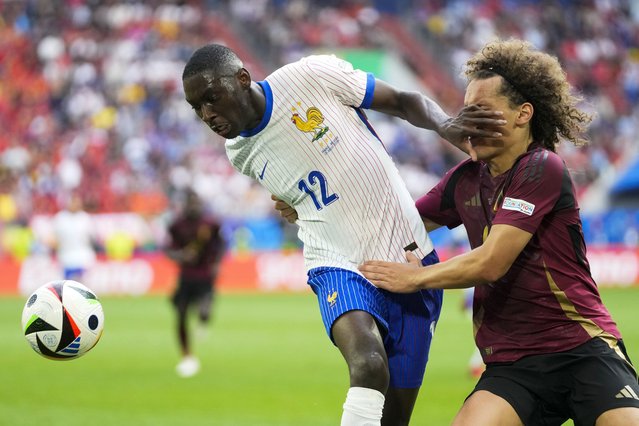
[21,280,104,360]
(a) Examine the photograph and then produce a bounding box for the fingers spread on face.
[472,107,505,118]
[465,137,478,161]
[458,104,506,138]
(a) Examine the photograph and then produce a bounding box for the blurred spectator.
[104,230,136,261]
[410,0,639,195]
[52,193,97,281]
[1,216,33,262]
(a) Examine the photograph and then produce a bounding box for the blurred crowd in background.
[1,0,638,261]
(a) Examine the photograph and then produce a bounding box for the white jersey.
[53,210,96,269]
[226,55,433,273]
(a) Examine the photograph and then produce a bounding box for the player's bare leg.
[333,310,419,426]
[452,390,523,426]
[197,292,212,323]
[196,293,213,340]
[174,300,200,377]
[333,310,387,425]
[382,387,420,426]
[333,310,389,392]
[175,300,190,357]
[596,407,639,425]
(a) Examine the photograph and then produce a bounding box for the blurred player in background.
[52,193,97,282]
[165,189,225,378]
[182,44,505,425]
[359,39,639,426]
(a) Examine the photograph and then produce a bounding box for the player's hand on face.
[271,195,298,223]
[359,251,424,293]
[440,105,507,161]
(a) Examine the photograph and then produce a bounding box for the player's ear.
[237,68,252,89]
[516,102,533,125]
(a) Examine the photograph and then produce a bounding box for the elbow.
[476,257,511,284]
[394,91,420,120]
[480,268,506,284]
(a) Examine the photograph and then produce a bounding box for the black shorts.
[171,276,214,307]
[472,337,639,426]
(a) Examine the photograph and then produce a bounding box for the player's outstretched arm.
[369,79,506,160]
[359,224,532,292]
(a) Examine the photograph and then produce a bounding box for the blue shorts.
[307,250,443,388]
[63,267,85,281]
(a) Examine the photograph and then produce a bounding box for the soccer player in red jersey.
[359,39,639,425]
[166,190,226,378]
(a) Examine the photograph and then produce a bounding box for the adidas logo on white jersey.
[615,385,639,400]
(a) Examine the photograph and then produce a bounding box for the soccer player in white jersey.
[182,44,505,426]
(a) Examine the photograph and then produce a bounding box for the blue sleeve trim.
[359,73,375,109]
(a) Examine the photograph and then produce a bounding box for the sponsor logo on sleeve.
[501,197,535,216]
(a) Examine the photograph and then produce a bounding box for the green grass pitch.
[1,288,637,425]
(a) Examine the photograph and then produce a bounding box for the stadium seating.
[0,0,637,252]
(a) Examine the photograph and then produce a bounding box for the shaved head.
[182,44,243,80]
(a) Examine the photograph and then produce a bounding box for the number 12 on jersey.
[298,170,339,211]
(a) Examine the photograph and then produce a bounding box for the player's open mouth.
[212,124,230,137]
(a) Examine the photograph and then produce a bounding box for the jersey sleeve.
[492,150,566,234]
[302,55,375,109]
[415,163,466,229]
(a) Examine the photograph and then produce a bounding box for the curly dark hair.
[463,39,593,152]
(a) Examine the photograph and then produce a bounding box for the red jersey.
[168,215,225,281]
[416,144,621,363]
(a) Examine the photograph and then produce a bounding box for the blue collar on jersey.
[239,81,273,137]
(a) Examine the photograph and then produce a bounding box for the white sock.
[341,386,385,426]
